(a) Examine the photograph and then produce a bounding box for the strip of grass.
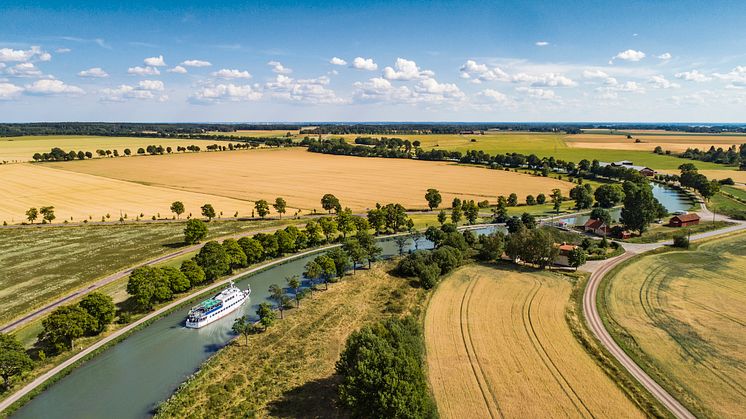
[711,189,746,219]
[623,221,733,243]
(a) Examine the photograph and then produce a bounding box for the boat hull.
[185,289,250,329]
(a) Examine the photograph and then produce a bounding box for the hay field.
[425,265,642,418]
[566,133,746,153]
[602,233,746,418]
[207,129,298,137]
[0,164,264,224]
[0,135,204,163]
[44,148,573,212]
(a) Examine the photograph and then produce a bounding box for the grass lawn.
[0,219,301,326]
[623,221,733,244]
[154,262,426,418]
[710,191,746,219]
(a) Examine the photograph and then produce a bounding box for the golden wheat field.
[425,265,642,419]
[566,133,746,153]
[42,148,572,212]
[603,233,746,418]
[0,164,262,224]
[0,135,211,163]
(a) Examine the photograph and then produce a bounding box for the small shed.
[669,213,700,227]
[583,219,609,236]
[554,243,578,266]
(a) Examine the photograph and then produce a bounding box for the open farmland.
[600,233,746,418]
[425,265,642,418]
[207,129,298,137]
[0,163,267,224]
[0,135,211,163]
[43,147,573,213]
[566,133,746,153]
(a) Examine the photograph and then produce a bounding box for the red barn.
[669,213,700,227]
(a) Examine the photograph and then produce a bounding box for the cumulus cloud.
[212,69,252,79]
[582,69,609,79]
[352,77,413,103]
[128,66,160,76]
[78,67,109,78]
[25,79,84,95]
[595,80,646,98]
[55,48,71,54]
[516,86,557,99]
[458,60,510,83]
[648,75,679,89]
[168,66,187,74]
[674,70,711,82]
[181,59,211,67]
[267,60,292,74]
[0,46,51,63]
[657,52,672,60]
[382,58,434,80]
[5,63,44,77]
[613,49,646,62]
[191,83,262,103]
[513,72,577,87]
[713,66,746,89]
[144,55,167,67]
[475,88,509,103]
[101,80,166,102]
[137,80,164,91]
[0,83,24,100]
[351,57,378,71]
[329,57,347,66]
[535,41,549,46]
[412,77,465,102]
[264,74,345,104]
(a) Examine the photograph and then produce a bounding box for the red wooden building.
[669,213,700,227]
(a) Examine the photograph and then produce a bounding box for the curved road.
[582,217,746,419]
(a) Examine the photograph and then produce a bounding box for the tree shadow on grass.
[266,374,349,419]
[162,241,187,249]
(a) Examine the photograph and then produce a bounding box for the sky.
[1,0,746,122]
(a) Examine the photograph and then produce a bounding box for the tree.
[79,292,116,333]
[526,195,536,206]
[673,233,690,249]
[194,241,230,281]
[321,194,341,214]
[180,259,206,287]
[567,247,587,271]
[536,193,546,205]
[200,204,216,221]
[23,207,39,224]
[327,248,351,278]
[336,207,355,238]
[222,238,248,270]
[452,197,461,209]
[170,201,185,219]
[183,219,208,244]
[424,188,442,210]
[286,275,302,307]
[40,305,96,353]
[462,200,479,224]
[507,193,518,207]
[318,217,338,242]
[590,208,612,225]
[550,189,563,214]
[393,236,409,256]
[237,237,264,264]
[273,197,287,218]
[0,334,33,391]
[232,316,251,346]
[250,199,268,218]
[304,220,323,246]
[39,206,55,223]
[620,181,660,235]
[343,239,367,272]
[521,212,537,229]
[570,185,593,210]
[356,230,382,268]
[437,210,447,225]
[594,184,625,208]
[256,302,276,330]
[477,232,506,262]
[315,255,337,289]
[451,206,463,224]
[269,284,289,319]
[493,196,509,223]
[162,266,190,293]
[126,266,173,309]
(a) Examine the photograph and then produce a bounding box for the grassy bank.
[623,220,732,244]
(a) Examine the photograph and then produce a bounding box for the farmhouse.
[669,213,700,227]
[554,243,578,266]
[584,218,610,236]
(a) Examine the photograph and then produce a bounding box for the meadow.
[43,148,573,214]
[155,262,425,418]
[600,232,746,418]
[0,135,208,163]
[424,265,642,418]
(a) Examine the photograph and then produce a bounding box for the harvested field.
[425,265,642,418]
[0,135,209,163]
[566,134,746,153]
[601,233,746,418]
[0,163,264,224]
[44,148,573,212]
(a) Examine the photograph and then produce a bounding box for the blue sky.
[1,0,746,122]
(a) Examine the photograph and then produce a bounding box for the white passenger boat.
[185,281,250,328]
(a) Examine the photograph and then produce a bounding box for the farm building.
[598,161,656,176]
[584,219,610,236]
[554,243,578,266]
[669,213,700,227]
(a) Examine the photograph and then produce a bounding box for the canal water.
[13,227,499,419]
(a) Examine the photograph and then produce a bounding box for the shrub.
[672,233,690,249]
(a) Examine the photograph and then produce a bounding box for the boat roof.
[196,298,222,309]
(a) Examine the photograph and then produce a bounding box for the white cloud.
[6,63,43,77]
[535,41,549,47]
[413,77,465,101]
[382,58,433,80]
[613,49,646,62]
[0,83,24,100]
[212,69,252,79]
[181,59,212,67]
[0,46,50,63]
[144,55,166,67]
[55,48,71,54]
[713,66,746,89]
[128,66,160,76]
[138,80,164,91]
[517,86,557,99]
[595,80,646,98]
[191,83,263,103]
[267,60,292,74]
[264,74,344,104]
[513,72,576,87]
[582,69,609,79]
[78,67,109,78]
[674,70,711,82]
[352,77,412,103]
[168,66,187,74]
[101,80,166,102]
[657,52,672,60]
[329,57,347,66]
[648,75,679,89]
[459,60,510,83]
[475,88,508,103]
[351,57,378,71]
[25,79,84,95]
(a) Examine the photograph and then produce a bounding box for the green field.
[623,221,732,244]
[0,219,299,325]
[599,233,746,418]
[710,188,746,219]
